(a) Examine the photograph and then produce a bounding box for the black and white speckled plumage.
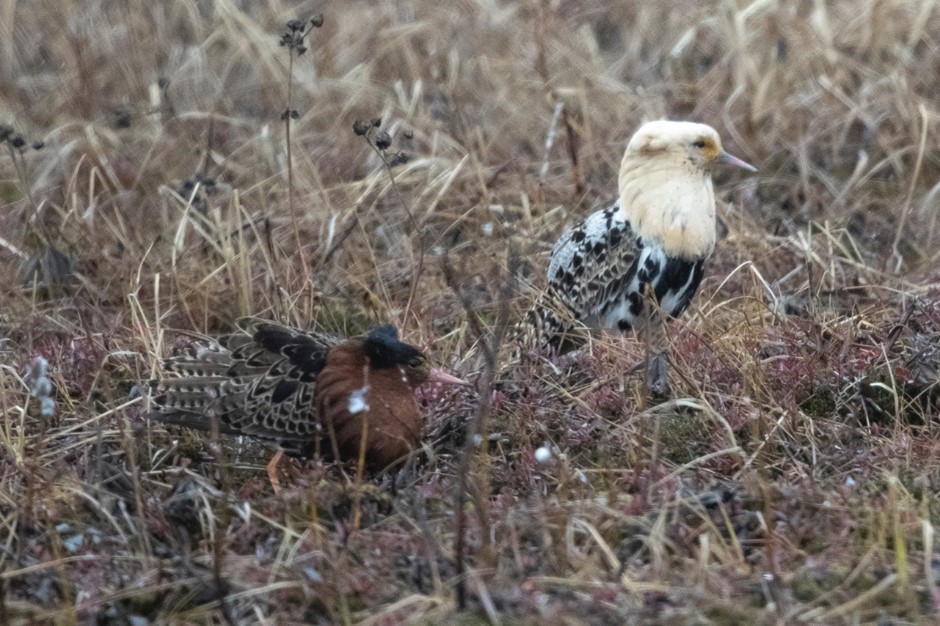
[520,120,755,392]
[550,202,705,327]
[526,202,705,355]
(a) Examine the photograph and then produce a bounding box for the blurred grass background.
[1,0,939,623]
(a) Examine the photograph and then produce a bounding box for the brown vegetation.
[1,0,939,623]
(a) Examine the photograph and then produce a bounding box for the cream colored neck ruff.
[618,156,717,260]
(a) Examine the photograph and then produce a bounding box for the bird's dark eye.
[407,356,424,368]
[692,140,707,149]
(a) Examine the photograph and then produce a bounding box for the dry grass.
[2,0,940,623]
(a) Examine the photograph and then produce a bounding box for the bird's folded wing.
[151,317,342,443]
[547,203,641,322]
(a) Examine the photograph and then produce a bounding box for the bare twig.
[443,244,515,610]
[889,103,929,273]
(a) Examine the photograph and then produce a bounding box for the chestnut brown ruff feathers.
[150,318,440,472]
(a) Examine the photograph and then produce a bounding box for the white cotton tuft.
[347,385,371,414]
[534,444,553,464]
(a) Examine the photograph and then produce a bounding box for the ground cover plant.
[2,0,940,623]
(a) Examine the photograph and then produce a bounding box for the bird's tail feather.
[516,289,590,357]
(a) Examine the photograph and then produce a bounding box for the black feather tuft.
[363,325,421,369]
[367,324,399,342]
[271,378,300,403]
[254,326,296,354]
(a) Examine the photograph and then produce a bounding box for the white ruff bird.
[525,120,756,394]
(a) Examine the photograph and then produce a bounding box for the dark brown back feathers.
[150,318,428,467]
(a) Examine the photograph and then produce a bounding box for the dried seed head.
[179,180,197,196]
[375,131,392,150]
[32,141,44,150]
[11,136,25,149]
[111,106,133,129]
[287,19,304,32]
[353,120,369,136]
[310,14,324,28]
[534,444,552,464]
[370,117,382,128]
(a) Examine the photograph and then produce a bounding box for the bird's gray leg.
[646,350,669,396]
[643,293,670,396]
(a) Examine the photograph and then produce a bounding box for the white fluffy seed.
[534,445,552,464]
[347,385,371,414]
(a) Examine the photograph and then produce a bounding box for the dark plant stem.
[284,42,310,288]
[368,142,424,330]
[444,248,513,610]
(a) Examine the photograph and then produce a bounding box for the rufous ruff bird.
[525,120,756,394]
[150,318,468,492]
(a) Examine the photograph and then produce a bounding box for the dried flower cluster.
[278,14,324,55]
[0,124,43,151]
[353,117,411,167]
[279,15,324,121]
[176,173,219,213]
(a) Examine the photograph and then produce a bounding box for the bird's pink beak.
[720,151,758,172]
[428,368,472,386]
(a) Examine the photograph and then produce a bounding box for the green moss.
[798,388,837,419]
[656,410,710,466]
[858,377,899,424]
[0,180,22,203]
[124,591,162,615]
[705,602,769,626]
[444,615,538,626]
[791,568,823,602]
[313,298,383,337]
